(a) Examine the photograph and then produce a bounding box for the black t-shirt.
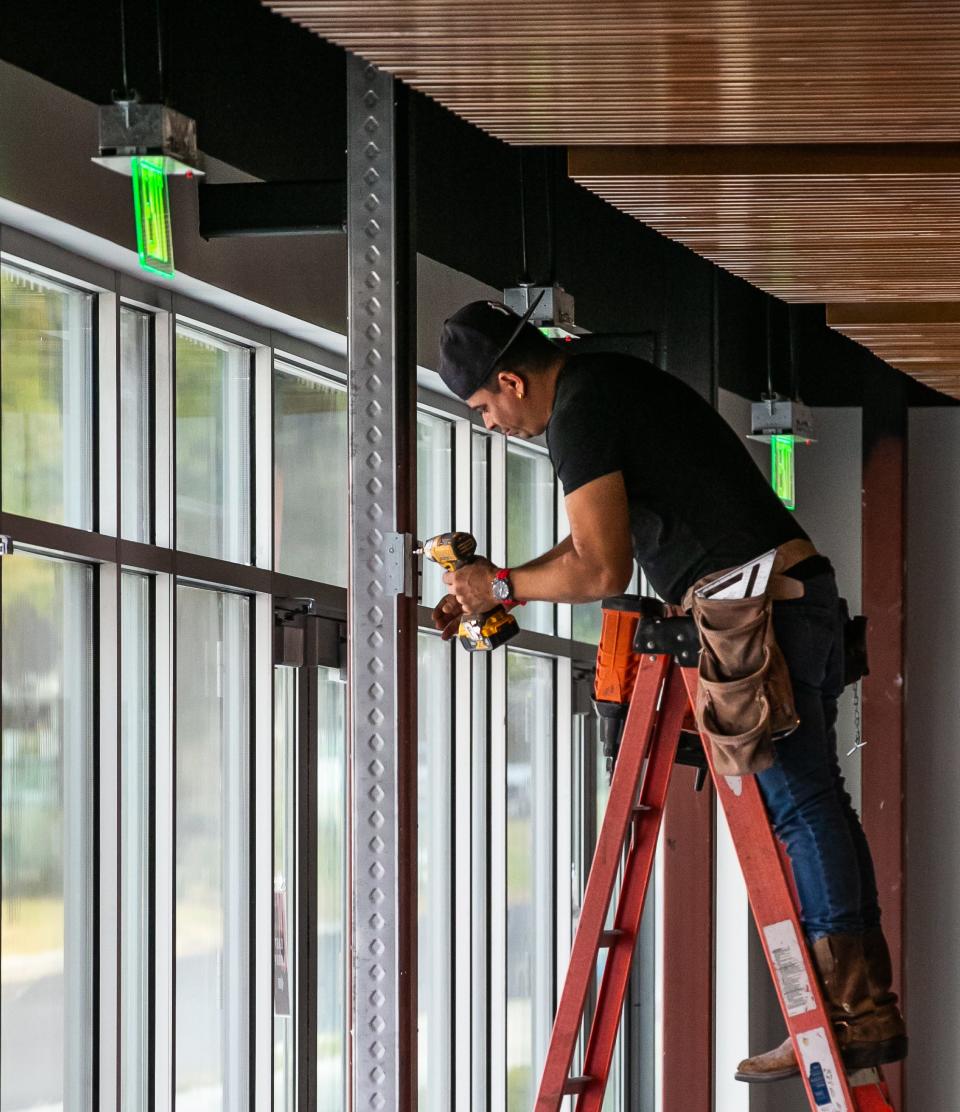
[546,352,809,604]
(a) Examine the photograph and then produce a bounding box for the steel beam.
[860,376,907,1108]
[347,55,418,1112]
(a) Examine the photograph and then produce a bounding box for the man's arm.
[443,472,634,609]
[515,534,574,572]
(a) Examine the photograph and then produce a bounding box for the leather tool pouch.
[690,589,800,776]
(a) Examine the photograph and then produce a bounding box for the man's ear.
[497,369,525,397]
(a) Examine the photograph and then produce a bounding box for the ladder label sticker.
[796,1027,849,1111]
[763,919,816,1016]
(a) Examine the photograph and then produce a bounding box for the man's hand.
[431,594,465,641]
[442,557,498,614]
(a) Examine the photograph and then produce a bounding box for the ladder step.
[599,928,628,947]
[563,1076,595,1095]
[633,803,653,815]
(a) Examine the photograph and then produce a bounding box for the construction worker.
[432,299,907,1084]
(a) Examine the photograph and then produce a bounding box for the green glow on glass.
[771,435,796,510]
[131,157,175,278]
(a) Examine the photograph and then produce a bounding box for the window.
[417,413,454,605]
[418,631,453,1107]
[507,445,555,634]
[556,491,605,644]
[0,233,625,1111]
[121,307,153,542]
[1,551,95,1110]
[273,666,297,1110]
[175,586,250,1108]
[175,325,252,564]
[472,432,491,556]
[317,666,347,1110]
[1,264,94,529]
[121,571,152,1111]
[274,363,347,585]
[505,650,554,1110]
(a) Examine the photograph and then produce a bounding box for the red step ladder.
[535,602,897,1112]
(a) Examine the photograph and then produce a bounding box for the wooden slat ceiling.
[267,0,960,396]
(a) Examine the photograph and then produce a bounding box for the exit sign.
[131,157,175,278]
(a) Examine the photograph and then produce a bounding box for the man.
[432,299,907,1083]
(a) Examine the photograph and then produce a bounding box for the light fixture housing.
[503,284,585,341]
[746,398,816,444]
[92,102,204,177]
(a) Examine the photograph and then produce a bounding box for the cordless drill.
[417,531,520,652]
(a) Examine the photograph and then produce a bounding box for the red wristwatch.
[491,567,525,607]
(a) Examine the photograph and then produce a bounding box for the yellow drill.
[417,531,520,652]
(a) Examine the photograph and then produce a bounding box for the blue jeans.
[756,569,881,941]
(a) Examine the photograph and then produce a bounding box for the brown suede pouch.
[690,587,800,776]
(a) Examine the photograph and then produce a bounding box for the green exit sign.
[771,435,796,510]
[131,157,175,278]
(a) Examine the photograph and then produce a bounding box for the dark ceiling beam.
[569,144,960,178]
[827,302,960,326]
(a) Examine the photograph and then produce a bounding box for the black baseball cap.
[437,293,548,401]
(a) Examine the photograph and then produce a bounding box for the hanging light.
[90,1,202,278]
[747,303,815,510]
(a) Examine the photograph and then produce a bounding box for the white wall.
[905,407,960,1110]
[717,392,863,1112]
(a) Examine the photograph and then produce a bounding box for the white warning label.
[763,919,816,1016]
[796,1027,849,1111]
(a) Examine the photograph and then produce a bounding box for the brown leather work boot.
[820,932,908,1071]
[735,930,908,1084]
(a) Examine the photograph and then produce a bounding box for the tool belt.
[682,538,816,776]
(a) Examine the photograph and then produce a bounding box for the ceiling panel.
[266,1,960,146]
[267,0,960,396]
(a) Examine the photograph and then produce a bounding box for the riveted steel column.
[347,55,418,1112]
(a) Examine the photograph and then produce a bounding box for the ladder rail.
[679,666,860,1112]
[575,666,690,1111]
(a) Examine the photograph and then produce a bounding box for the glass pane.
[506,651,554,1110]
[121,571,151,1111]
[417,413,453,606]
[317,667,347,1110]
[121,307,153,542]
[472,432,490,558]
[274,365,347,585]
[274,668,297,1111]
[507,446,555,635]
[175,586,250,1109]
[1,552,94,1110]
[1,265,94,529]
[558,492,604,644]
[418,633,452,1108]
[176,325,252,563]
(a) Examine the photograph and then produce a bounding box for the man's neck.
[542,352,569,419]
